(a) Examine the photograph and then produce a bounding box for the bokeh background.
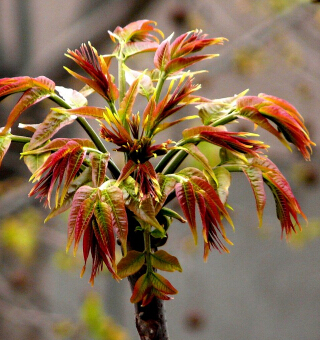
[0,1,319,339]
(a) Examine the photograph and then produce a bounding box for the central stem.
[126,215,169,340]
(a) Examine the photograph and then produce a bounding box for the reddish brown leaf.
[90,152,110,187]
[66,186,96,252]
[101,184,128,254]
[175,181,197,244]
[242,165,266,227]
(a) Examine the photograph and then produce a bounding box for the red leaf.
[1,87,53,135]
[74,196,97,254]
[175,181,197,244]
[90,152,110,187]
[165,54,218,74]
[116,159,138,184]
[93,201,115,264]
[102,185,128,255]
[154,37,171,70]
[66,186,96,252]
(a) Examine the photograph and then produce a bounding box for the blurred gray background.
[0,1,319,339]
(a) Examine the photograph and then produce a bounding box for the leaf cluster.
[0,20,315,306]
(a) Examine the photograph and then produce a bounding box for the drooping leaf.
[175,181,197,243]
[60,147,86,205]
[130,273,151,304]
[190,176,233,227]
[149,272,178,295]
[90,152,110,187]
[45,167,92,222]
[197,90,248,125]
[150,250,182,272]
[0,76,54,99]
[74,195,97,254]
[183,125,268,159]
[66,186,96,252]
[117,250,145,278]
[111,20,163,44]
[1,87,54,135]
[93,201,115,264]
[101,184,128,254]
[242,165,266,226]
[238,106,290,150]
[0,134,11,168]
[23,138,96,155]
[116,159,138,184]
[28,110,77,150]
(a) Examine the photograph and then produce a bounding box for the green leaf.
[118,77,140,123]
[0,134,11,168]
[242,165,266,227]
[22,142,50,174]
[117,250,145,278]
[150,250,182,272]
[55,86,88,108]
[159,207,186,223]
[150,272,178,295]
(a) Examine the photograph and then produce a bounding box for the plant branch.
[9,135,31,143]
